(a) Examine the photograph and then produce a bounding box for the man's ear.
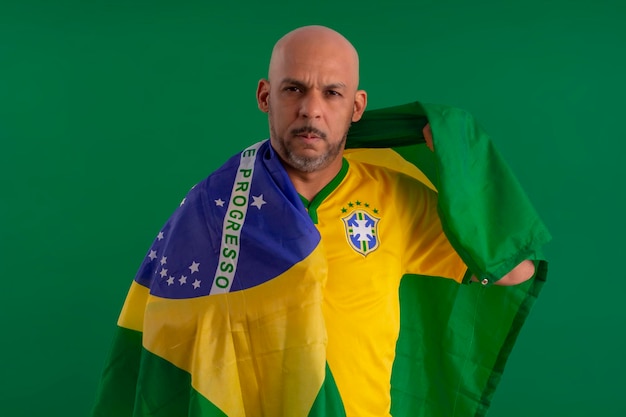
[351,89,368,122]
[257,79,270,113]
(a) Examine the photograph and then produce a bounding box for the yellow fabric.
[343,148,436,191]
[116,148,466,417]
[117,281,149,332]
[314,150,467,417]
[118,245,329,417]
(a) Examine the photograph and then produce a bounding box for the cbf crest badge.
[341,203,381,256]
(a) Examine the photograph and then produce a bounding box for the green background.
[1,0,624,416]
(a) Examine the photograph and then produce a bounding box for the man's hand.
[495,260,536,285]
[423,123,434,151]
[471,260,536,286]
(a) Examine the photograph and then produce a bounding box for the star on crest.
[148,250,157,260]
[192,279,201,289]
[160,256,167,265]
[157,231,164,240]
[340,200,379,215]
[166,276,175,285]
[214,199,225,207]
[179,275,187,285]
[159,268,168,278]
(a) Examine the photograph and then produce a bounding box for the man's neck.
[284,160,343,202]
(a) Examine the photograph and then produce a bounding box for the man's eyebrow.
[325,82,347,90]
[280,78,346,90]
[280,78,307,88]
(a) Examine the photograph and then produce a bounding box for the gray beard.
[268,111,349,173]
[277,130,347,173]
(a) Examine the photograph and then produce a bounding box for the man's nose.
[299,91,323,119]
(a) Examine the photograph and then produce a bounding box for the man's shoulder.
[165,140,269,227]
[194,139,270,191]
[344,148,436,192]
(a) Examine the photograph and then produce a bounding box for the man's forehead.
[268,35,359,86]
[271,56,356,86]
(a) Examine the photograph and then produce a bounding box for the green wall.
[1,0,624,415]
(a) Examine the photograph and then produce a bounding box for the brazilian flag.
[91,102,550,417]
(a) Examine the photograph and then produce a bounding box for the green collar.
[299,158,349,224]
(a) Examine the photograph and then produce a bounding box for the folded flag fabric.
[347,102,550,416]
[91,102,550,417]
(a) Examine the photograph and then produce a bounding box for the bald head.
[268,25,360,88]
[256,25,367,182]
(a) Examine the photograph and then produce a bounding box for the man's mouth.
[291,126,327,140]
[297,133,320,140]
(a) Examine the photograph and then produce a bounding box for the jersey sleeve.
[396,173,468,283]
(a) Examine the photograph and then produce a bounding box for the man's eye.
[285,86,301,92]
[327,90,341,96]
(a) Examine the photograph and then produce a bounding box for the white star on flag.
[179,275,187,285]
[160,256,167,265]
[159,268,168,278]
[192,279,201,289]
[251,194,266,209]
[148,250,157,260]
[189,261,200,273]
[215,199,225,207]
[166,276,175,285]
[157,231,164,240]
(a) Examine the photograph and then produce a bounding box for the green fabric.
[90,327,226,417]
[90,327,143,417]
[308,364,347,417]
[91,327,346,417]
[347,101,551,283]
[347,101,551,416]
[92,102,550,417]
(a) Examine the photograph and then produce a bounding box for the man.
[257,25,534,282]
[256,25,534,415]
[91,26,549,417]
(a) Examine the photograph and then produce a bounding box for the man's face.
[257,40,366,174]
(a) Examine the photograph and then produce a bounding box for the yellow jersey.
[301,149,468,417]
